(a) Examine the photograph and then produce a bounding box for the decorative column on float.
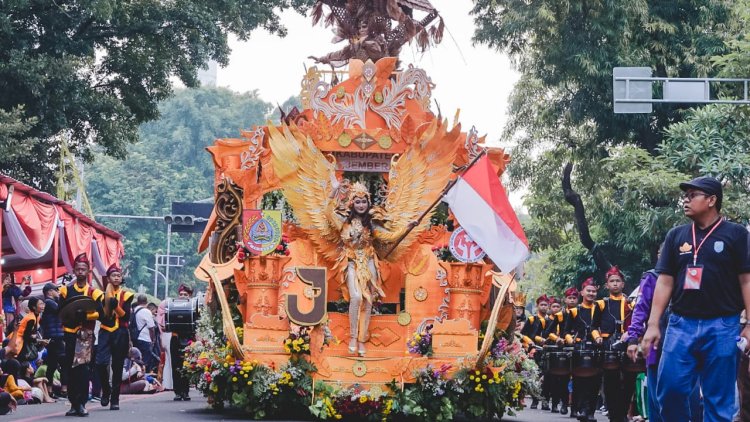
[439,261,493,330]
[234,255,292,319]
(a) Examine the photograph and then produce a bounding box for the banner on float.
[242,210,282,256]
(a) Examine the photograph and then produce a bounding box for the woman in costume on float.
[330,182,416,356]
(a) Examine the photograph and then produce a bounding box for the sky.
[216,0,518,148]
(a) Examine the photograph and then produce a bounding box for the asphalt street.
[6,392,606,421]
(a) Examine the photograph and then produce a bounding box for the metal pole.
[165,224,171,299]
[153,254,158,298]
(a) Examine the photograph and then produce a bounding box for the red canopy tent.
[0,174,124,289]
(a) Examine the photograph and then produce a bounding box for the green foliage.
[0,0,311,191]
[471,0,736,289]
[86,87,272,296]
[0,107,36,181]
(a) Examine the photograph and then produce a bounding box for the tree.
[470,0,734,289]
[0,0,311,192]
[87,87,273,296]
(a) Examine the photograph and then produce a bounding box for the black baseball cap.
[43,282,59,294]
[679,176,722,198]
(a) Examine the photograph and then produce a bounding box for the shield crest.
[714,241,724,253]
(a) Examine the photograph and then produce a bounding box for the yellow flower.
[244,374,248,378]
[488,379,494,384]
[469,375,475,381]
[335,415,342,420]
[482,374,487,380]
[475,370,480,376]
[247,381,252,385]
[223,363,228,368]
[359,396,368,403]
[232,377,238,382]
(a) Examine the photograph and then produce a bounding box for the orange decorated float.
[185,1,539,420]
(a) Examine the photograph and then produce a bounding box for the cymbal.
[59,296,99,326]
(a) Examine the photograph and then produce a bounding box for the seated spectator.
[1,358,38,403]
[35,361,62,397]
[120,348,160,394]
[19,361,54,403]
[0,389,15,415]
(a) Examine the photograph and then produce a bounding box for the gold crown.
[513,291,527,307]
[348,182,370,203]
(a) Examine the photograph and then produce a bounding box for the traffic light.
[164,214,195,225]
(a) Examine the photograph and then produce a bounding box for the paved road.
[7,393,606,421]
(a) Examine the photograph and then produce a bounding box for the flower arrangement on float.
[183,311,539,421]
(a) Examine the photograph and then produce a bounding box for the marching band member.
[59,254,104,417]
[544,288,579,416]
[95,264,134,411]
[596,266,635,422]
[563,278,602,422]
[521,294,550,410]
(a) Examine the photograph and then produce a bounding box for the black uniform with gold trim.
[563,302,602,421]
[597,294,635,422]
[59,280,104,415]
[543,309,573,414]
[96,276,134,410]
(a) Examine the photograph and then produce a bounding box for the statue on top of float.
[267,0,452,357]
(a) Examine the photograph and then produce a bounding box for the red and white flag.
[443,155,529,273]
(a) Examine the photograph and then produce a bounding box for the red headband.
[549,296,560,305]
[564,287,579,298]
[106,264,122,276]
[606,266,624,281]
[74,253,90,266]
[536,294,550,305]
[581,277,597,290]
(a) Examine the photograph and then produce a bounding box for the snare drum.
[165,298,199,334]
[621,354,647,373]
[572,349,603,377]
[602,350,621,370]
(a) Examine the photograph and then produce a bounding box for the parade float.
[184,1,539,420]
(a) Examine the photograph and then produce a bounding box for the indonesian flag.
[443,154,529,273]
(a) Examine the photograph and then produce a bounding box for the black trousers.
[573,374,602,417]
[546,374,569,405]
[603,368,637,420]
[44,336,66,387]
[63,332,90,408]
[96,328,129,404]
[171,335,190,397]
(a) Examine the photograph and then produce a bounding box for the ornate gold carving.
[212,178,243,263]
[414,287,428,302]
[352,361,367,377]
[397,312,411,326]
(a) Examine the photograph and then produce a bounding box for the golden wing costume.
[268,119,461,346]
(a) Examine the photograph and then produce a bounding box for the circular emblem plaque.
[397,311,412,326]
[352,361,367,377]
[449,227,487,263]
[378,135,392,149]
[338,133,352,147]
[414,287,428,302]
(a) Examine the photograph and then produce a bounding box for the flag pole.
[383,148,488,259]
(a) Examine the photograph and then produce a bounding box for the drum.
[572,349,603,377]
[602,350,621,370]
[165,298,199,334]
[621,354,647,373]
[546,351,572,375]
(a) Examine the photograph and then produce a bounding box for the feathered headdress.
[348,182,370,206]
[513,291,527,308]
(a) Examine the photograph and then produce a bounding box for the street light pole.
[153,254,159,298]
[165,223,172,298]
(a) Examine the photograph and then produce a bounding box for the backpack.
[129,306,149,341]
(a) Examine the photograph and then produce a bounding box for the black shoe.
[100,395,109,407]
[77,405,89,417]
[561,405,568,415]
[541,402,551,411]
[110,403,119,411]
[174,395,183,401]
[66,408,79,417]
[552,405,560,413]
[182,394,191,401]
[531,399,539,409]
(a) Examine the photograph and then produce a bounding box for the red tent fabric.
[0,174,124,284]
